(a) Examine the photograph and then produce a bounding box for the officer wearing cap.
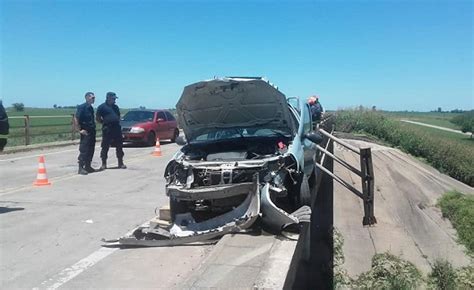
[96,92,126,170]
[75,92,97,175]
[0,100,9,152]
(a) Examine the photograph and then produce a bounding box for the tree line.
[450,110,474,136]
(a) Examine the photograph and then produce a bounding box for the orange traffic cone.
[152,138,162,157]
[33,155,51,186]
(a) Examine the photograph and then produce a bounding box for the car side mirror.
[176,135,187,146]
[305,131,323,144]
[156,118,164,123]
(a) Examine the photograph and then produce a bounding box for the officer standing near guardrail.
[96,92,126,170]
[75,92,98,175]
[308,95,324,128]
[0,100,9,152]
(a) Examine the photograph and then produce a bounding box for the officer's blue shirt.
[76,102,95,131]
[311,102,323,115]
[97,103,121,126]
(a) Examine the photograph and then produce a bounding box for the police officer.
[96,92,126,170]
[308,95,324,124]
[0,100,9,152]
[75,92,97,175]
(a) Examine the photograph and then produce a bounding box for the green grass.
[428,260,457,290]
[6,107,104,147]
[385,111,462,130]
[335,228,424,289]
[437,191,474,254]
[6,107,77,117]
[335,226,473,289]
[8,108,76,129]
[354,253,423,289]
[335,110,474,186]
[428,260,474,289]
[402,122,473,146]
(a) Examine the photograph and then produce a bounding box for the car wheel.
[171,129,179,143]
[299,174,311,207]
[147,131,156,146]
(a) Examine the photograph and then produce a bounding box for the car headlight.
[130,127,145,133]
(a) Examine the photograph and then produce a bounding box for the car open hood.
[176,78,294,142]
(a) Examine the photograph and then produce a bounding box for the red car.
[121,109,179,145]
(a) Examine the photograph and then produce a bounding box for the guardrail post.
[360,147,376,225]
[71,114,76,140]
[24,115,30,145]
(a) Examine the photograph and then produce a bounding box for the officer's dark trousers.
[100,125,124,161]
[78,130,96,164]
[0,138,7,151]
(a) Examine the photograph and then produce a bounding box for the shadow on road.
[0,207,25,214]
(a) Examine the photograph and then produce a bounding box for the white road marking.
[42,247,118,290]
[0,173,77,197]
[0,153,158,197]
[38,224,145,290]
[0,148,79,162]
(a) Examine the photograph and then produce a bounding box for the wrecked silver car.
[105,77,322,247]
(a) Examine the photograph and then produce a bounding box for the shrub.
[334,110,474,186]
[429,260,457,290]
[428,261,474,290]
[334,227,352,288]
[437,191,474,254]
[454,265,474,289]
[12,102,25,111]
[353,252,422,289]
[451,111,474,136]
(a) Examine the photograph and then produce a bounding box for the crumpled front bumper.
[104,179,310,247]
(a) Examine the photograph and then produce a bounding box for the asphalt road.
[0,142,213,289]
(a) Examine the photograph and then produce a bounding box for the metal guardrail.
[9,114,77,145]
[285,121,376,287]
[316,127,376,226]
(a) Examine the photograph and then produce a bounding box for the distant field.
[335,110,474,186]
[6,107,77,117]
[402,122,473,146]
[384,111,462,130]
[6,108,105,147]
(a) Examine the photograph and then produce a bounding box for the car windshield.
[122,111,154,122]
[193,127,291,142]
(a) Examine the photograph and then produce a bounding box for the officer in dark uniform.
[75,92,97,175]
[308,95,324,129]
[96,92,126,170]
[310,96,323,121]
[0,100,9,152]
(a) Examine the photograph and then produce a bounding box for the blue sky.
[1,0,472,111]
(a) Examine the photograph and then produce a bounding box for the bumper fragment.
[104,181,260,247]
[103,180,311,247]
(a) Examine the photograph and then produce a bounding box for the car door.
[155,111,168,140]
[164,111,177,138]
[301,103,317,175]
